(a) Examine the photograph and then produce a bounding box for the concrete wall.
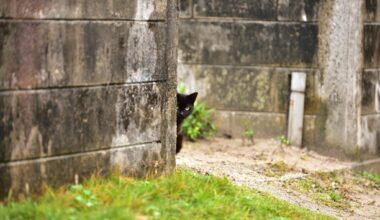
[178,0,319,141]
[0,0,177,198]
[178,0,380,158]
[361,0,380,155]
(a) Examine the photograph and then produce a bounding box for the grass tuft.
[263,161,293,177]
[0,169,333,220]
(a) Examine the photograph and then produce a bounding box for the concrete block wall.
[178,0,380,158]
[0,0,178,198]
[178,0,320,142]
[361,0,380,154]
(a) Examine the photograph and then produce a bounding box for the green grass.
[0,169,334,220]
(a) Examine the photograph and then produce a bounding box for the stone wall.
[0,0,177,198]
[178,0,320,141]
[361,0,380,154]
[178,0,380,157]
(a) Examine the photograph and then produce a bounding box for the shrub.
[178,83,216,141]
[182,101,216,141]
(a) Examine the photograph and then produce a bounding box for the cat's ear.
[177,93,183,101]
[188,92,198,103]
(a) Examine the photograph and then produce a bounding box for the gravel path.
[176,138,380,220]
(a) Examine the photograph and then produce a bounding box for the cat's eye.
[185,107,190,111]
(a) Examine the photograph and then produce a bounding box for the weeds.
[278,135,290,145]
[243,128,255,145]
[263,161,293,177]
[69,184,98,209]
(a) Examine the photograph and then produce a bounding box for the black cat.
[176,92,198,154]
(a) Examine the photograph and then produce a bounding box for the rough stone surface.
[179,0,192,18]
[193,0,277,20]
[0,0,178,198]
[303,115,317,146]
[277,0,320,22]
[362,1,380,156]
[0,83,162,162]
[272,68,321,115]
[211,110,316,146]
[0,21,166,90]
[0,143,163,198]
[0,0,167,20]
[364,25,380,69]
[360,115,380,154]
[210,110,286,138]
[178,65,273,112]
[317,0,364,153]
[178,65,320,115]
[179,21,318,67]
[228,111,287,139]
[159,0,178,174]
[362,70,380,114]
[366,0,380,22]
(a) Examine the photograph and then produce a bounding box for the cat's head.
[177,92,198,119]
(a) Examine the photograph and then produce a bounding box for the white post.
[287,72,307,147]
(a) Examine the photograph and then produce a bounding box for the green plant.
[69,184,98,209]
[182,102,216,141]
[178,82,186,94]
[178,83,216,141]
[243,128,255,145]
[328,191,342,202]
[278,135,290,145]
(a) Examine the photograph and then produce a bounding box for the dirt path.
[176,138,380,220]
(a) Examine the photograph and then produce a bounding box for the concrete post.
[317,0,364,156]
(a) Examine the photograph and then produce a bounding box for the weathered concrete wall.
[178,0,379,158]
[0,0,177,198]
[178,0,320,143]
[317,0,364,156]
[361,0,380,155]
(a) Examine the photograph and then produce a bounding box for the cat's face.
[177,92,198,121]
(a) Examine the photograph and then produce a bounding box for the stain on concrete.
[364,25,380,69]
[0,0,167,20]
[0,84,162,163]
[360,114,380,154]
[194,0,277,20]
[179,21,318,67]
[278,0,320,21]
[0,21,166,90]
[366,0,380,22]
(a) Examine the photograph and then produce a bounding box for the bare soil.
[176,137,380,220]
